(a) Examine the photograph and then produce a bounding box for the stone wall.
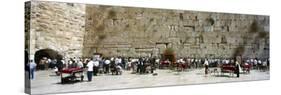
[25,1,269,59]
[84,5,269,58]
[26,1,85,58]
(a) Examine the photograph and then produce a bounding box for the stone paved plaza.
[29,69,269,94]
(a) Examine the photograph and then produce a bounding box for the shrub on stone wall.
[163,48,176,63]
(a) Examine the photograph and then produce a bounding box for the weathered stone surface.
[26,1,85,58]
[84,4,269,58]
[25,1,269,59]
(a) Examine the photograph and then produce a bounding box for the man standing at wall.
[86,58,94,82]
[235,61,240,78]
[204,59,209,76]
[55,59,63,76]
[93,59,99,76]
[28,60,37,80]
[104,58,110,74]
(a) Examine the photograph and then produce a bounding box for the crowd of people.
[27,55,270,80]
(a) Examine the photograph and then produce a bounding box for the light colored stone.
[25,1,270,59]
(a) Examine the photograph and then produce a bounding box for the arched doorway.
[34,49,62,65]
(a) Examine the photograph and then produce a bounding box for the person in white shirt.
[222,59,226,64]
[258,60,262,64]
[68,60,73,68]
[131,58,138,72]
[115,58,119,65]
[111,57,114,62]
[253,59,258,69]
[180,58,185,64]
[155,58,160,64]
[254,59,258,66]
[258,60,262,69]
[262,60,267,71]
[250,59,254,65]
[126,58,132,70]
[86,59,94,81]
[257,59,261,70]
[104,58,111,74]
[117,57,122,66]
[28,60,37,80]
[204,59,209,75]
[93,59,99,76]
[61,59,65,66]
[195,59,199,68]
[226,59,229,64]
[179,58,185,71]
[176,59,181,64]
[191,58,194,63]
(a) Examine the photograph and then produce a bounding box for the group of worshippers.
[26,54,269,80]
[173,57,269,77]
[191,58,242,77]
[85,57,159,81]
[135,57,157,74]
[85,56,128,81]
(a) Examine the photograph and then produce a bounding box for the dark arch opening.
[34,49,63,64]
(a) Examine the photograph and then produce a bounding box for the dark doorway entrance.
[34,49,62,64]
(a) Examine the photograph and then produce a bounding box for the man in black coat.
[138,58,144,74]
[150,57,156,73]
[56,59,64,75]
[235,61,240,78]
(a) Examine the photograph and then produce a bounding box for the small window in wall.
[195,16,198,21]
[179,13,184,20]
[168,25,177,31]
[199,34,204,43]
[183,25,195,32]
[221,26,229,32]
[206,18,215,26]
[111,18,118,25]
[226,26,230,32]
[136,11,144,19]
[221,35,227,44]
[195,36,203,44]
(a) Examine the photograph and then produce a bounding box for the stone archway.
[34,49,62,64]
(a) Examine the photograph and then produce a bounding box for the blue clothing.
[87,71,93,81]
[28,62,37,80]
[30,68,35,79]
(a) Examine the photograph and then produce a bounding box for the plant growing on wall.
[107,10,116,19]
[206,18,215,26]
[250,20,259,33]
[163,48,176,63]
